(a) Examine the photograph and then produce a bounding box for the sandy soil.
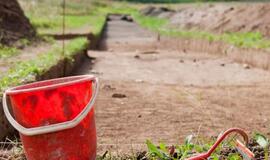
[74,15,270,154]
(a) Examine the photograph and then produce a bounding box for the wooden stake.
[62,0,66,75]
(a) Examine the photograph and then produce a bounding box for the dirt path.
[74,15,270,154]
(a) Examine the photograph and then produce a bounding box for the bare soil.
[74,15,270,154]
[143,3,270,36]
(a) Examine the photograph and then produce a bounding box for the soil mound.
[141,4,270,36]
[0,0,36,46]
[141,6,175,19]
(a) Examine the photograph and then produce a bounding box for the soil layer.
[74,15,270,154]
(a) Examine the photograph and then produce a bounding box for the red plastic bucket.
[3,75,99,160]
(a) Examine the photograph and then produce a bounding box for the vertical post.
[62,0,66,75]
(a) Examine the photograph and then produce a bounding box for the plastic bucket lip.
[6,75,95,95]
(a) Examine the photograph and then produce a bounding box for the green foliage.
[145,133,270,160]
[254,133,269,160]
[134,14,168,30]
[146,137,244,160]
[0,44,19,58]
[254,133,269,148]
[40,35,56,44]
[146,137,212,160]
[19,0,100,34]
[19,38,31,46]
[146,140,171,159]
[227,153,242,160]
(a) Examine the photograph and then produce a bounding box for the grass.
[18,0,104,35]
[1,132,269,160]
[0,37,88,94]
[144,132,270,160]
[158,28,270,50]
[0,45,19,58]
[145,138,239,160]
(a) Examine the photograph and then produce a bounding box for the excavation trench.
[73,14,270,154]
[2,13,269,157]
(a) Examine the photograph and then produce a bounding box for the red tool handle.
[187,128,248,160]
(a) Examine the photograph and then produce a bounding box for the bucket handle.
[3,76,99,136]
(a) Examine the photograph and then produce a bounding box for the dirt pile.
[0,0,36,46]
[142,3,270,36]
[140,6,175,18]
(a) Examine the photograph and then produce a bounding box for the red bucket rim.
[6,75,95,95]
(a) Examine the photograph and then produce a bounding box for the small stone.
[112,93,127,98]
[137,151,147,160]
[90,70,102,75]
[134,55,140,59]
[103,85,116,91]
[220,63,225,67]
[138,115,142,118]
[243,64,250,69]
[179,59,184,63]
[193,59,197,63]
[135,79,144,83]
[121,15,133,22]
[140,50,159,54]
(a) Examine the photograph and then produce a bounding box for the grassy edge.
[0,45,19,59]
[0,37,88,94]
[133,13,270,50]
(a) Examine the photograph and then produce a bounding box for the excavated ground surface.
[74,15,270,154]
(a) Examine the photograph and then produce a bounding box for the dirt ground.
[142,3,270,36]
[74,15,270,154]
